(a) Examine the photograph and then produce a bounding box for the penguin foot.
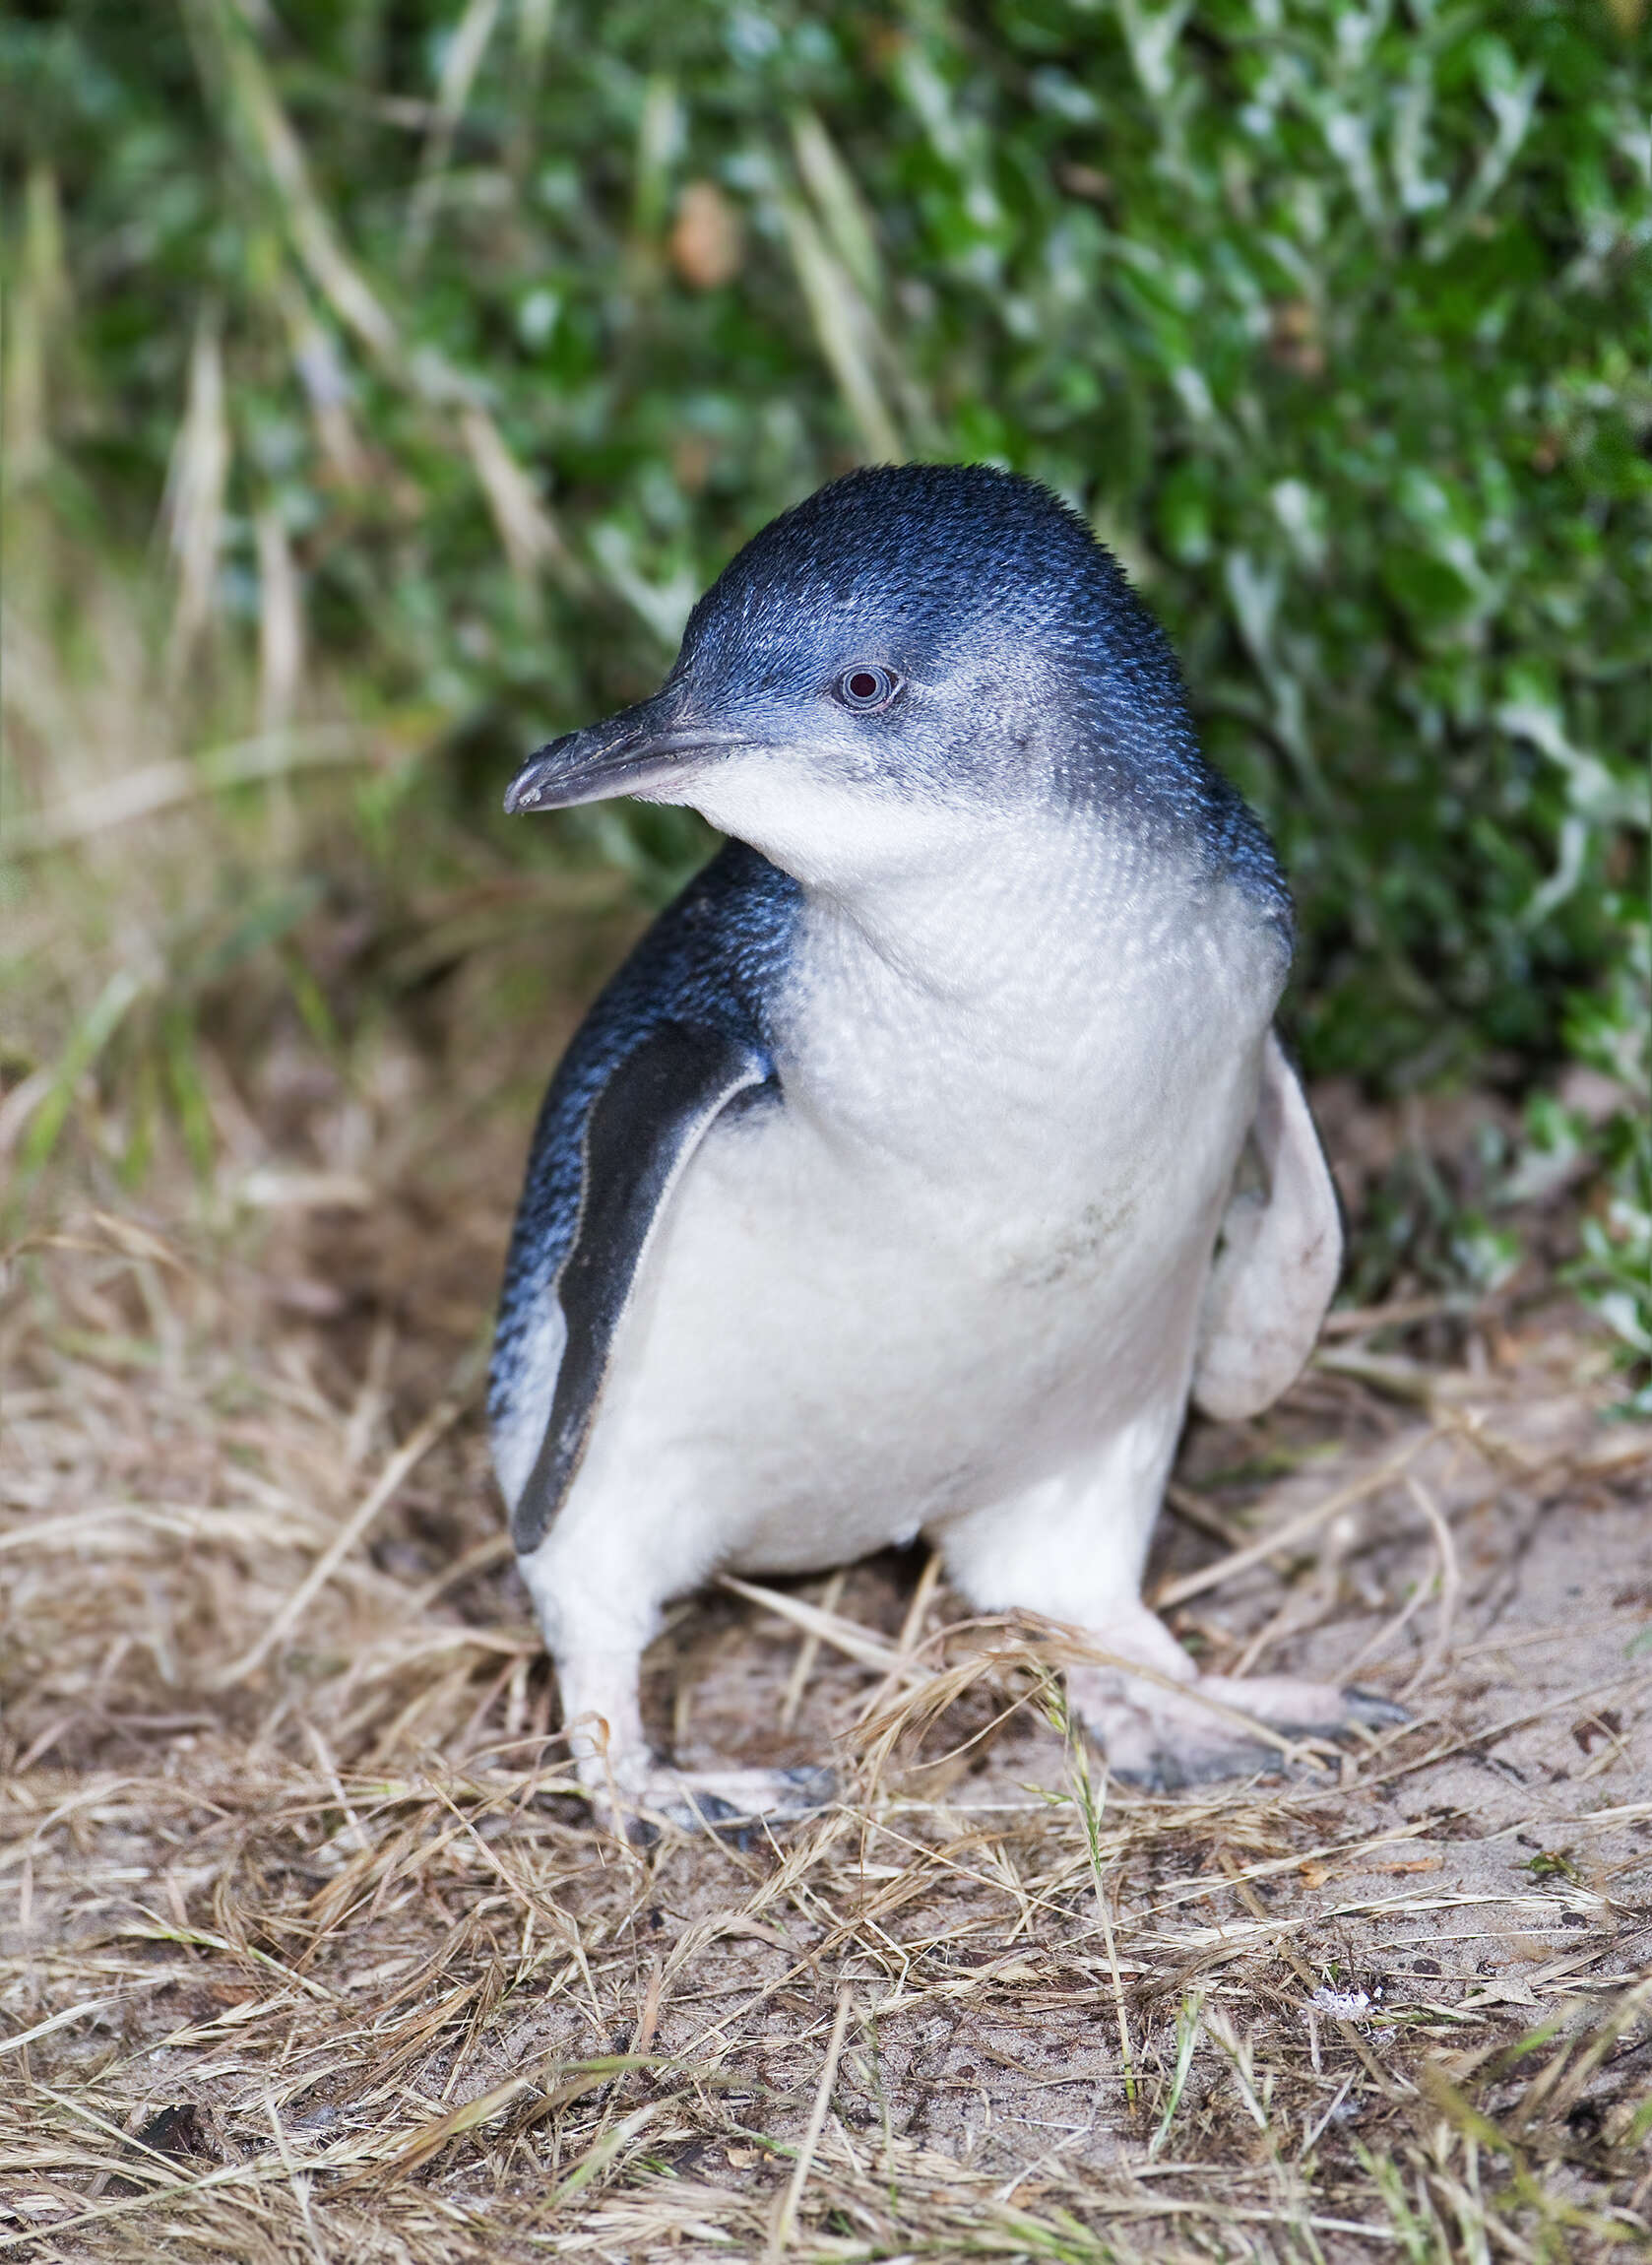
[1069,1666,1407,1792]
[593,1762,835,1841]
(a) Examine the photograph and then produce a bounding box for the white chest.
[569,826,1286,1569]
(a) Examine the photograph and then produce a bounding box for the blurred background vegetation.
[2,0,1648,1392]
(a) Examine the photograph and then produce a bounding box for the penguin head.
[506,464,1217,884]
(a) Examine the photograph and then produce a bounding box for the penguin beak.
[503,694,746,814]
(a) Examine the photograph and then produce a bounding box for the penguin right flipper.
[510,1019,768,1554]
[1190,1030,1342,1422]
[489,841,801,1552]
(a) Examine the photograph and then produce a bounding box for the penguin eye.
[835,664,901,712]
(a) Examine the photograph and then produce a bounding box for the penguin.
[489,463,1387,1829]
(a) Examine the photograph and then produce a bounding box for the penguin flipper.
[1190,1030,1341,1422]
[510,1021,769,1554]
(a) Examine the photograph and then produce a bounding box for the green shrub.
[3,0,1647,1363]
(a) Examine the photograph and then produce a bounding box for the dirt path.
[2,1171,1648,2259]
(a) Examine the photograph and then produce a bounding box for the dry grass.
[3,597,1651,2263]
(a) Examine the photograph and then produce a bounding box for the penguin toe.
[688,1792,743,1824]
[604,1761,834,1839]
[780,1764,838,1805]
[1341,1686,1411,1728]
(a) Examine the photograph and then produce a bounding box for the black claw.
[620,1790,738,1845]
[1195,1742,1290,1786]
[693,1793,742,1824]
[781,1765,837,1805]
[1116,1743,1287,1792]
[1342,1686,1411,1727]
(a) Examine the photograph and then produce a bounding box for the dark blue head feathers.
[674,464,1286,909]
[681,466,1188,749]
[685,465,1133,662]
[505,464,1289,928]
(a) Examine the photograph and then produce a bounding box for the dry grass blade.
[778,1569,848,1732]
[160,305,229,684]
[404,0,504,272]
[0,1996,119,2059]
[1153,1428,1436,1607]
[4,609,1648,2258]
[773,190,902,463]
[1399,1471,1464,1698]
[3,726,372,856]
[348,2056,582,2190]
[458,405,577,588]
[719,1573,910,1675]
[205,0,397,358]
[789,109,884,304]
[767,1979,854,2256]
[212,1399,466,1687]
[254,508,303,738]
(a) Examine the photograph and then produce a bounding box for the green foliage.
[3,0,1648,1354]
[1537,896,1652,1405]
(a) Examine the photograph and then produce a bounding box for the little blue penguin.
[490,463,1379,1829]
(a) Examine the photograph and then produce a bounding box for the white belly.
[553,856,1280,1592]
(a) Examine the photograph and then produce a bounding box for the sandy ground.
[1,1075,1649,2259]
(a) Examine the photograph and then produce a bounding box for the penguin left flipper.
[509,1020,769,1557]
[1191,1030,1342,1423]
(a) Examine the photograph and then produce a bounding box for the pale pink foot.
[1062,1610,1404,1789]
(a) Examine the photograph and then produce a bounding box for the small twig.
[1400,1473,1463,1698]
[779,1570,847,1731]
[896,1548,943,1655]
[212,1400,462,1688]
[1164,1483,1249,1551]
[265,2095,327,2265]
[1154,1430,1435,1608]
[721,1574,909,1675]
[1320,1295,1458,1337]
[769,1980,854,2257]
[1071,1732,1136,2110]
